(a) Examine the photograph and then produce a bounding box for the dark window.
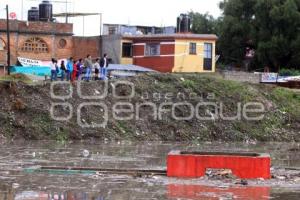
[108,26,116,35]
[145,43,160,56]
[122,43,133,58]
[204,43,213,71]
[189,43,197,55]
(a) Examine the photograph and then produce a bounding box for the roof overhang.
[53,13,101,17]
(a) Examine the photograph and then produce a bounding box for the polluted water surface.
[0,141,299,200]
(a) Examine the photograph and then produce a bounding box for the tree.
[218,0,300,71]
[218,0,257,66]
[190,0,300,71]
[254,0,300,70]
[189,12,218,34]
[188,12,222,56]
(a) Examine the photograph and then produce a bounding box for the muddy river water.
[0,141,299,200]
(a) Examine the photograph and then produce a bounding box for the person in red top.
[71,60,78,82]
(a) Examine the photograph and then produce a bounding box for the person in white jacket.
[94,58,100,80]
[50,58,58,81]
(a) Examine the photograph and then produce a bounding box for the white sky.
[1,0,221,36]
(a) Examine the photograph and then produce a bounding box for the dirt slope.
[0,73,299,142]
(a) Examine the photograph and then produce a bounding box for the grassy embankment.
[0,73,299,142]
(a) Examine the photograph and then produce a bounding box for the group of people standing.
[50,54,109,82]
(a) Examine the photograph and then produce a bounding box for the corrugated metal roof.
[53,13,101,17]
[107,64,157,72]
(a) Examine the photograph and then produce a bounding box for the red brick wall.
[0,67,5,76]
[0,20,74,65]
[134,56,174,72]
[0,33,73,64]
[73,36,101,60]
[133,40,175,72]
[0,50,6,66]
[0,20,72,35]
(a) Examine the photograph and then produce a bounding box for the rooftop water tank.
[39,0,53,22]
[177,14,191,33]
[28,7,39,21]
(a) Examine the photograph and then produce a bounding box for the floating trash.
[82,150,90,158]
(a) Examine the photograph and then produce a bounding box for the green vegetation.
[190,0,300,71]
[54,128,70,142]
[179,74,258,102]
[116,121,134,139]
[189,12,220,34]
[270,87,300,117]
[279,69,300,76]
[0,74,299,142]
[182,79,197,89]
[0,74,33,84]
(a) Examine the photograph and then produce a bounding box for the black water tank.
[28,7,39,21]
[39,0,53,22]
[176,14,191,33]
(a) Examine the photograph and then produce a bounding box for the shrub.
[279,68,300,76]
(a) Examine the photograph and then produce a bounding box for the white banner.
[18,57,43,67]
[18,57,67,67]
[261,73,279,83]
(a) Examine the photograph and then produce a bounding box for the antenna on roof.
[127,17,130,26]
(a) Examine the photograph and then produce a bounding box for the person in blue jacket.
[66,57,74,81]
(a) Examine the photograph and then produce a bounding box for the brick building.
[0,19,101,72]
[0,19,73,65]
[72,36,101,60]
[0,19,217,75]
[102,34,218,73]
[131,34,217,73]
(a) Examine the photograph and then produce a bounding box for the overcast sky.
[1,0,221,36]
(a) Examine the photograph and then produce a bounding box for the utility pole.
[21,0,24,20]
[99,13,102,58]
[99,13,102,36]
[6,5,11,75]
[65,0,68,23]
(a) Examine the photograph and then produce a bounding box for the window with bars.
[189,43,197,55]
[145,43,160,56]
[204,43,213,71]
[21,37,48,53]
[204,43,213,59]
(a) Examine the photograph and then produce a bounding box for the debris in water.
[241,180,248,185]
[275,175,286,180]
[12,183,20,189]
[235,179,248,185]
[294,177,300,182]
[82,150,90,158]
